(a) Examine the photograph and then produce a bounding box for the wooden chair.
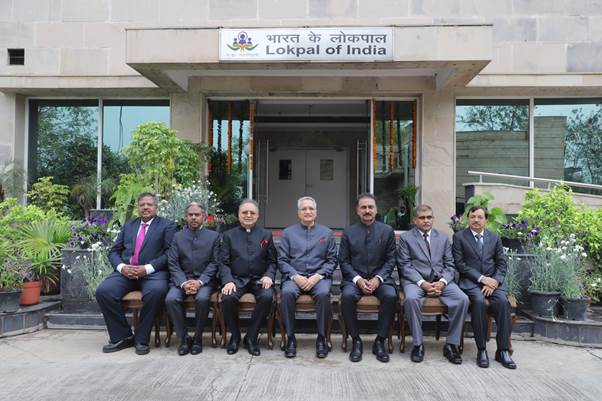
[398,291,465,353]
[486,295,518,353]
[121,290,163,348]
[338,295,394,353]
[164,291,224,347]
[276,293,334,350]
[218,292,277,349]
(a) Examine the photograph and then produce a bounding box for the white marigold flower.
[67,269,72,274]
[581,252,588,258]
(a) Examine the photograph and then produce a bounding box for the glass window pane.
[102,100,170,207]
[374,100,416,230]
[28,99,98,217]
[534,99,602,195]
[455,99,530,212]
[208,100,250,215]
[279,160,292,180]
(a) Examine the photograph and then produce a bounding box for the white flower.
[67,269,72,274]
[75,256,80,260]
[581,252,588,258]
[559,255,567,260]
[61,264,66,270]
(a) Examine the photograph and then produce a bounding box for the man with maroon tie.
[96,193,176,355]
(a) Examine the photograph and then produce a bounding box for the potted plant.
[0,244,27,312]
[557,237,590,321]
[525,243,564,318]
[449,192,507,234]
[500,219,540,253]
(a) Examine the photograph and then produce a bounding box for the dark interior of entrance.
[254,100,370,229]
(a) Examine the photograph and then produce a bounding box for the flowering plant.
[527,234,588,297]
[61,242,113,299]
[449,214,465,232]
[0,253,32,289]
[582,271,602,303]
[158,180,223,228]
[68,215,113,249]
[501,219,540,241]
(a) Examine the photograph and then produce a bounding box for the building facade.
[1,0,601,230]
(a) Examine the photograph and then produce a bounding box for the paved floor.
[1,330,601,401]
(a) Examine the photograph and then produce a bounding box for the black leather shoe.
[316,335,328,358]
[443,343,462,364]
[349,337,363,362]
[177,336,192,356]
[102,336,134,353]
[411,344,425,363]
[477,349,489,368]
[372,337,389,363]
[284,335,297,358]
[227,335,241,355]
[244,335,260,356]
[495,350,517,369]
[190,338,203,355]
[134,343,150,355]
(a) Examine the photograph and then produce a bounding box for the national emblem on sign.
[227,31,258,51]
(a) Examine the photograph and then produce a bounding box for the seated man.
[397,204,469,365]
[339,193,397,363]
[452,205,516,369]
[278,196,337,359]
[165,203,220,356]
[220,199,277,356]
[96,192,176,355]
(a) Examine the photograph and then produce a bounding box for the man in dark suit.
[339,193,397,363]
[220,199,277,356]
[96,192,176,355]
[278,196,337,359]
[398,204,469,364]
[452,205,516,369]
[165,202,220,356]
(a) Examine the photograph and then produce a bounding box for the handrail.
[467,170,602,191]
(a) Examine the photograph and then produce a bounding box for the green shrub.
[27,176,70,212]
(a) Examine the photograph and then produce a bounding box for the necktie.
[131,223,148,265]
[423,233,431,255]
[475,233,483,253]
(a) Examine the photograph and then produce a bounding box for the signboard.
[219,27,393,62]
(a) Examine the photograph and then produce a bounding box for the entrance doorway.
[254,100,370,229]
[266,148,348,228]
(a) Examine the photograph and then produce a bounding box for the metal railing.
[467,170,602,191]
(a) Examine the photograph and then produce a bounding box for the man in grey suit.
[452,205,516,369]
[398,204,469,364]
[278,196,337,359]
[339,193,397,363]
[165,203,220,356]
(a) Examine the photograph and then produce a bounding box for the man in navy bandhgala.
[96,192,176,355]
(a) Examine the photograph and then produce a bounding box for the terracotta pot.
[19,281,42,306]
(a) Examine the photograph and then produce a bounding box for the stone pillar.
[420,89,455,234]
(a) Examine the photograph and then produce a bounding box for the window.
[28,99,170,216]
[373,100,416,230]
[102,100,170,207]
[8,48,24,65]
[534,99,602,195]
[455,99,530,212]
[28,100,99,216]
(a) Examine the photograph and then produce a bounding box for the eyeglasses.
[417,215,433,220]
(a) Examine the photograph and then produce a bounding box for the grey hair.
[297,196,317,210]
[238,198,259,212]
[413,204,434,217]
[185,202,206,215]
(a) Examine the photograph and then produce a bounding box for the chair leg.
[267,303,275,350]
[510,313,517,354]
[165,313,173,347]
[486,315,493,342]
[154,314,161,348]
[435,314,442,341]
[276,308,286,351]
[339,311,348,352]
[132,309,139,328]
[210,305,218,348]
[399,311,406,353]
[219,306,227,347]
[387,325,393,354]
[459,323,464,354]
[327,308,333,351]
